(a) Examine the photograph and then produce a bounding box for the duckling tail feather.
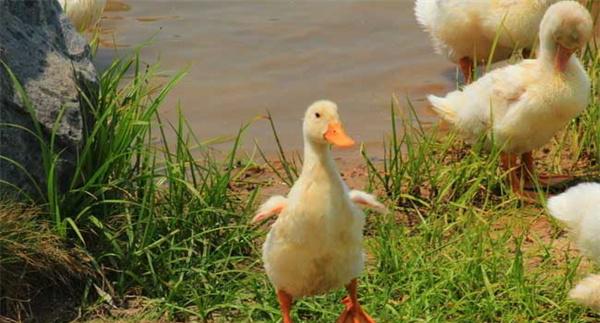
[414,0,436,29]
[428,94,458,124]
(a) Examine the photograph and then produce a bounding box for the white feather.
[569,274,600,310]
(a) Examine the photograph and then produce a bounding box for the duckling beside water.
[253,100,384,323]
[427,1,592,199]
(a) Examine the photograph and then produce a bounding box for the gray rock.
[0,0,98,199]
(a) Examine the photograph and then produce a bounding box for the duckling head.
[303,100,355,148]
[539,1,593,71]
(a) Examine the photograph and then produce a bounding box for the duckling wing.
[429,60,534,138]
[349,190,386,213]
[487,68,530,122]
[490,60,590,152]
[251,195,287,224]
[415,0,491,61]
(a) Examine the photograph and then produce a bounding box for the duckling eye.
[315,112,321,118]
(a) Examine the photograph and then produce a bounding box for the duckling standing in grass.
[427,1,592,199]
[59,0,106,32]
[415,0,559,83]
[252,100,384,323]
[547,183,600,310]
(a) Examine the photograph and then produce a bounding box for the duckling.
[254,100,383,323]
[548,182,600,310]
[59,0,106,32]
[427,1,592,199]
[415,0,559,83]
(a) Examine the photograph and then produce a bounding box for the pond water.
[95,0,456,152]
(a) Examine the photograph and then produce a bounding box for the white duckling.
[415,0,559,83]
[59,0,106,32]
[547,182,600,310]
[427,1,592,199]
[253,100,384,323]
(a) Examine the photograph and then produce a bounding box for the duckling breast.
[262,189,366,297]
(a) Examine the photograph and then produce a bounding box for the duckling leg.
[537,174,573,186]
[501,153,521,192]
[459,57,473,84]
[501,153,537,202]
[277,289,293,323]
[337,279,375,323]
[521,152,537,187]
[521,152,573,189]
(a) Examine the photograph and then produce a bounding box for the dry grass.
[0,202,93,321]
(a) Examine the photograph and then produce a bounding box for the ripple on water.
[95,1,457,152]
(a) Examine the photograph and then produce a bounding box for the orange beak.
[324,122,355,148]
[555,45,574,72]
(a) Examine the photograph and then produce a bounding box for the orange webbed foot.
[524,174,574,190]
[337,296,375,323]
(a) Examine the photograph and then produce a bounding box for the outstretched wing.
[251,195,287,224]
[349,190,386,213]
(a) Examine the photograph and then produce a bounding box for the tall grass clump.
[63,54,262,319]
[1,52,263,321]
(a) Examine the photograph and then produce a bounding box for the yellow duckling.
[59,0,106,32]
[415,0,560,83]
[253,100,384,323]
[427,1,592,199]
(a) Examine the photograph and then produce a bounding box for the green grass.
[1,24,600,323]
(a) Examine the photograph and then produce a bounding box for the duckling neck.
[301,140,339,179]
[539,40,572,72]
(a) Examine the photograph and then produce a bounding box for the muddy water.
[96,1,455,152]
